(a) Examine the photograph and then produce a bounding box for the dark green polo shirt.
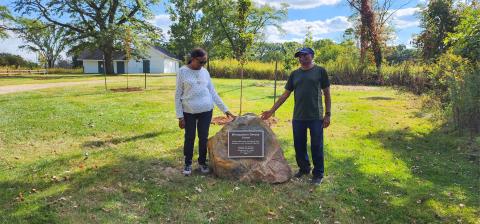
[285,65,330,120]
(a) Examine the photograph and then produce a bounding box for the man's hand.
[225,111,236,119]
[261,110,274,120]
[323,115,330,128]
[178,118,185,129]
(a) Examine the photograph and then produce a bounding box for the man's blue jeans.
[292,119,325,177]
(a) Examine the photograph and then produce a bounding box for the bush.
[427,52,480,134]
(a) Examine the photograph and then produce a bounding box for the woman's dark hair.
[188,48,207,64]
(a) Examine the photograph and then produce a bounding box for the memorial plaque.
[228,130,264,158]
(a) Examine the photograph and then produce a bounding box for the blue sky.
[1,0,423,62]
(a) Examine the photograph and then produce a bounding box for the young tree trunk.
[239,63,244,115]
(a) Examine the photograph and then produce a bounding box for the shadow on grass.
[82,132,164,148]
[361,96,395,100]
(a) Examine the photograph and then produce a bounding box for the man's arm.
[323,87,331,128]
[261,90,291,120]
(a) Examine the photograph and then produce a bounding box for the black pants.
[183,110,213,166]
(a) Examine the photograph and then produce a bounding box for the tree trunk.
[47,59,54,68]
[102,42,115,75]
[360,23,368,64]
[361,0,382,83]
[239,63,244,115]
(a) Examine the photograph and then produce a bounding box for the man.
[261,47,331,185]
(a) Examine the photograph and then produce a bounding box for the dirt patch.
[110,87,143,92]
[211,116,279,126]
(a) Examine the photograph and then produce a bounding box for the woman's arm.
[207,75,229,113]
[174,71,184,119]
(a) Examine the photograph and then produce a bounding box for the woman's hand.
[178,118,185,129]
[225,111,236,119]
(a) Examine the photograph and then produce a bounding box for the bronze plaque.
[228,130,264,158]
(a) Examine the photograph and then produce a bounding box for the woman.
[175,48,235,176]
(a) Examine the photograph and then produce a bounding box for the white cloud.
[390,7,421,29]
[148,14,173,38]
[253,0,342,9]
[393,19,420,29]
[392,7,421,17]
[264,16,352,42]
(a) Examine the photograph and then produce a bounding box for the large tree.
[414,0,458,61]
[166,0,204,60]
[13,0,162,74]
[0,5,12,39]
[14,19,68,68]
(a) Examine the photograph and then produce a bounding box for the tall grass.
[209,59,429,93]
[208,59,288,80]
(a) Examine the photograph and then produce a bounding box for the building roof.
[77,46,180,61]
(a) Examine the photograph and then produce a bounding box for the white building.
[77,46,181,74]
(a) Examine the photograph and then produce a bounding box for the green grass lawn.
[0,76,478,223]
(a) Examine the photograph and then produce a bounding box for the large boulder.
[208,113,292,183]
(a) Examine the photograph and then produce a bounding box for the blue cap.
[294,47,315,57]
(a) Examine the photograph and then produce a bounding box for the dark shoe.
[199,164,210,174]
[294,170,310,178]
[183,165,192,176]
[311,176,323,186]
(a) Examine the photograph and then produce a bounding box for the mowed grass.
[0,76,478,223]
[0,73,174,86]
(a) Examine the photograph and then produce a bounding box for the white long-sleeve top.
[175,65,228,118]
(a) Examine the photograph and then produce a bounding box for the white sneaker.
[200,164,210,174]
[183,165,192,176]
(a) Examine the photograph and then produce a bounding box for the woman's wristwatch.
[325,112,331,117]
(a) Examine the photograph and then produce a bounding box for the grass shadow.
[82,132,163,148]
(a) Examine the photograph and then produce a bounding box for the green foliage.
[445,6,480,62]
[0,5,12,39]
[13,19,68,68]
[13,0,163,74]
[414,0,459,61]
[0,53,37,68]
[427,52,480,133]
[303,27,314,48]
[385,44,419,65]
[166,0,204,60]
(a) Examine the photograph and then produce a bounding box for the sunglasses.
[196,58,207,65]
